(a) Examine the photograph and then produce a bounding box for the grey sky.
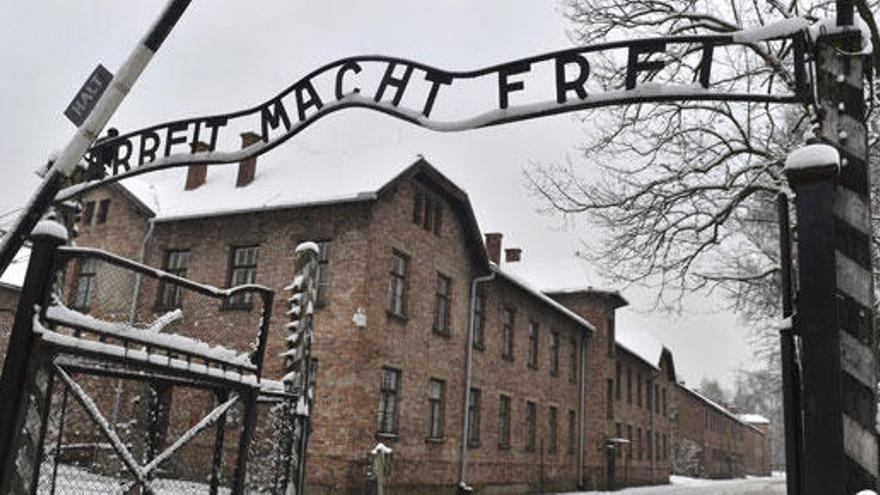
[0,1,762,389]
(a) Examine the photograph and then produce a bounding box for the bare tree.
[528,0,880,343]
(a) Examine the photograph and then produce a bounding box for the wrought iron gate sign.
[63,25,810,198]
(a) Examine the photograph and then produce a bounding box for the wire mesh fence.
[244,397,296,494]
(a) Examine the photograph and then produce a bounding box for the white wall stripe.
[836,252,873,308]
[840,331,877,390]
[844,414,880,476]
[835,188,872,233]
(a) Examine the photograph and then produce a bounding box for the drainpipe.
[577,332,588,488]
[649,373,656,484]
[458,271,495,492]
[110,216,156,426]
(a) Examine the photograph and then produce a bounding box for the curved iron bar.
[58,31,809,200]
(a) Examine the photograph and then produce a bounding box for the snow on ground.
[555,474,786,495]
[44,464,230,494]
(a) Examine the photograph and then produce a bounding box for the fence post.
[784,145,846,495]
[776,193,803,495]
[0,222,67,493]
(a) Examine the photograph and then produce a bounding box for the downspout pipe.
[458,270,495,492]
[648,373,657,484]
[577,332,588,488]
[110,216,155,426]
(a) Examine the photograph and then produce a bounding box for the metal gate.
[0,232,306,494]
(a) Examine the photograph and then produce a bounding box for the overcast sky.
[0,1,765,390]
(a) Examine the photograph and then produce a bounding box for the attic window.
[412,188,443,236]
[96,199,111,224]
[82,201,95,225]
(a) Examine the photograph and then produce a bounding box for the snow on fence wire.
[12,245,291,494]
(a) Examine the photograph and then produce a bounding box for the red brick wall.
[672,385,769,480]
[465,274,585,492]
[544,292,621,489]
[608,348,674,487]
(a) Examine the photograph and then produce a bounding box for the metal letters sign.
[62,25,810,198]
[63,64,114,127]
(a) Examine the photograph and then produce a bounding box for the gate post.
[784,152,844,494]
[815,29,877,493]
[0,222,67,493]
[786,25,877,493]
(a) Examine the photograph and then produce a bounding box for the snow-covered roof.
[544,286,628,308]
[118,144,424,222]
[738,413,770,425]
[616,327,665,370]
[491,263,595,334]
[680,385,762,432]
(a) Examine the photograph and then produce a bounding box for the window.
[501,308,514,360]
[616,423,623,458]
[467,388,481,447]
[607,314,615,357]
[158,250,189,309]
[525,401,537,452]
[378,368,401,435]
[647,429,653,460]
[627,425,633,460]
[653,431,661,460]
[96,199,111,224]
[654,384,660,413]
[647,381,653,411]
[606,379,614,419]
[662,389,668,416]
[568,410,577,455]
[412,187,443,236]
[637,374,642,407]
[568,336,578,383]
[637,427,643,460]
[71,257,97,311]
[81,201,95,225]
[616,363,622,400]
[226,246,258,308]
[527,320,539,369]
[498,395,511,449]
[315,241,330,305]
[663,434,668,461]
[548,406,558,454]
[434,273,451,335]
[387,251,408,317]
[473,291,485,349]
[549,331,559,376]
[427,378,445,440]
[626,367,632,404]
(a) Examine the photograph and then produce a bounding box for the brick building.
[672,384,771,479]
[739,414,772,477]
[36,143,772,493]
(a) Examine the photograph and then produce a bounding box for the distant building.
[25,142,771,493]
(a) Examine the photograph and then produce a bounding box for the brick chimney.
[185,141,210,190]
[236,132,260,187]
[505,248,522,263]
[485,232,502,264]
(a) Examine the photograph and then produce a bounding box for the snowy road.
[558,475,787,495]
